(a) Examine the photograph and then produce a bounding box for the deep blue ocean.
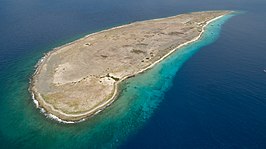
[1,0,266,148]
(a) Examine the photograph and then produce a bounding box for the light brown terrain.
[30,11,232,122]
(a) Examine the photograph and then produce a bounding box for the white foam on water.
[31,92,86,124]
[32,93,39,108]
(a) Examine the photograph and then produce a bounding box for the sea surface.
[0,0,266,148]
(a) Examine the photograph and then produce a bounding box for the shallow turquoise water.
[0,13,235,148]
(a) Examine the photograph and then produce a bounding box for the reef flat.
[30,11,233,122]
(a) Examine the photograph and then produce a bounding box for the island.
[30,11,233,122]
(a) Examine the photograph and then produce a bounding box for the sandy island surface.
[30,11,233,122]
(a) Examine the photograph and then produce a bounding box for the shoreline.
[29,11,233,123]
